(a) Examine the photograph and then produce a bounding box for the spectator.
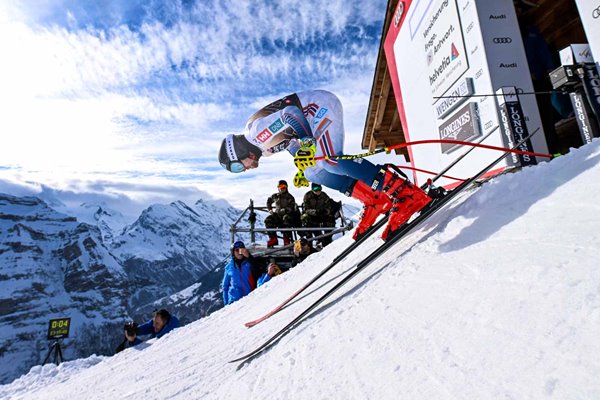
[292,237,319,267]
[257,261,283,287]
[265,180,299,247]
[301,182,336,247]
[116,309,180,353]
[222,240,257,305]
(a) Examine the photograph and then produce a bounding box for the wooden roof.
[362,0,408,160]
[361,0,586,161]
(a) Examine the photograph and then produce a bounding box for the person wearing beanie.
[265,180,299,247]
[222,240,258,305]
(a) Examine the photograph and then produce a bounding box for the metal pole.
[250,199,256,243]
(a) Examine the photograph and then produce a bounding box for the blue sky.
[0,0,391,215]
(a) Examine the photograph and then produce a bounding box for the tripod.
[42,340,64,366]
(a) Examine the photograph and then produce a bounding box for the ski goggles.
[221,160,245,173]
[312,185,322,192]
[278,184,288,190]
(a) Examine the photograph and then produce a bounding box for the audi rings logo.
[493,37,512,44]
[593,5,600,19]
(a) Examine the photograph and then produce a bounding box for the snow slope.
[2,140,600,399]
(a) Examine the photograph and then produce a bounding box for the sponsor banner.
[570,91,600,144]
[423,0,469,98]
[385,0,547,188]
[559,44,594,65]
[438,101,481,154]
[574,1,600,69]
[580,63,600,121]
[434,77,474,118]
[496,87,537,167]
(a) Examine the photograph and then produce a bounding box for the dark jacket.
[267,191,297,215]
[302,191,333,218]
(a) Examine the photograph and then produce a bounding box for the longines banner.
[496,87,536,167]
[570,91,600,144]
[384,0,548,188]
[438,102,481,154]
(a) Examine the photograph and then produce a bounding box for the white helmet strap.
[225,134,238,162]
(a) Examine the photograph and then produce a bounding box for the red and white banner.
[384,0,548,187]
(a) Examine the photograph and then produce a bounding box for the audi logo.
[593,5,600,19]
[493,37,512,44]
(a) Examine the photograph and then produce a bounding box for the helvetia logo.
[429,45,458,85]
[451,43,459,60]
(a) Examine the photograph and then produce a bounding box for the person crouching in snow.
[218,90,431,241]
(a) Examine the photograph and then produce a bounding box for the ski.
[230,130,541,364]
[243,129,498,328]
[243,216,387,327]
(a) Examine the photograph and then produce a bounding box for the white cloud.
[0,0,387,212]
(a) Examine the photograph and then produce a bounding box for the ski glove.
[293,137,316,171]
[293,170,309,188]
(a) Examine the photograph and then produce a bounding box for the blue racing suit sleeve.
[281,105,312,140]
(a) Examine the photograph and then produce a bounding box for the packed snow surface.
[2,141,600,399]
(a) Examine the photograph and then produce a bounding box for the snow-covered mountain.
[0,194,130,385]
[0,193,250,385]
[110,199,239,309]
[2,140,599,399]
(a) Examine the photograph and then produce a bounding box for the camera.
[124,321,138,336]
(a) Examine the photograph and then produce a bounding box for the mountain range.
[0,190,359,384]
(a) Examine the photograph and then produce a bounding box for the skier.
[218,90,431,240]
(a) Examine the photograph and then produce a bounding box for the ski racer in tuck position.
[218,90,432,240]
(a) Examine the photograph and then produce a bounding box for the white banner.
[575,1,600,69]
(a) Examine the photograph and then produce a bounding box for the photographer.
[115,309,179,353]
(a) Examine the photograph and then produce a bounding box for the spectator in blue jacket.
[222,240,257,305]
[123,309,180,347]
[257,261,283,287]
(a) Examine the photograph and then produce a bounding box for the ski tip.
[244,321,257,328]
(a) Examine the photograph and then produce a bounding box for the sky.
[0,0,393,215]
[2,139,599,399]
